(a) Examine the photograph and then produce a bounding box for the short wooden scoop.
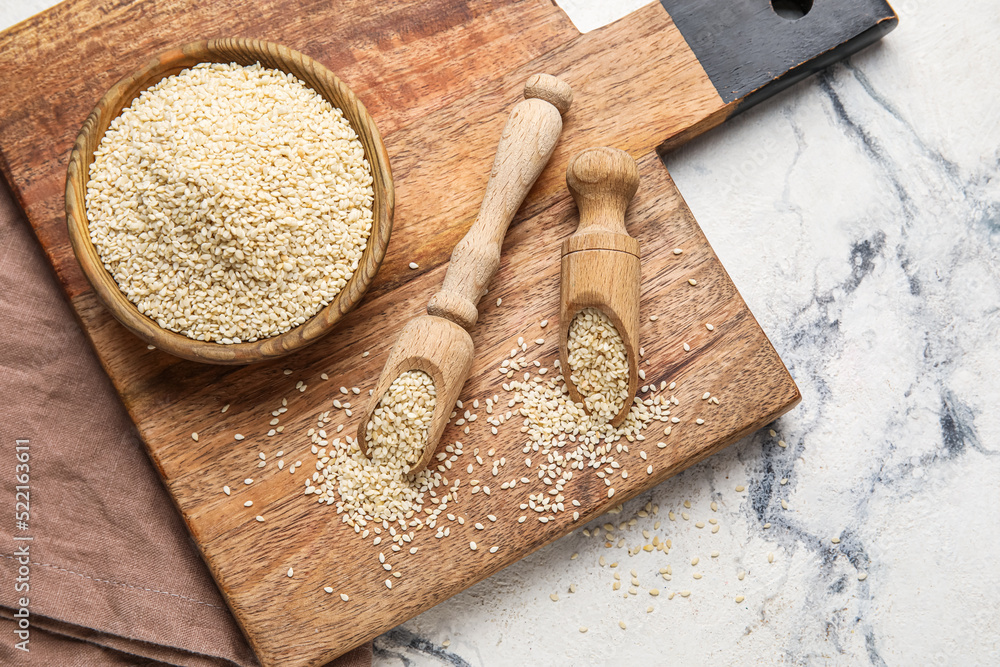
[358,74,572,471]
[559,147,641,427]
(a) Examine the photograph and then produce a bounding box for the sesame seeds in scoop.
[566,308,630,423]
[85,62,374,344]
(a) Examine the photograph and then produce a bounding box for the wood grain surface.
[0,1,800,665]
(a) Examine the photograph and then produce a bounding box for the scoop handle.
[427,74,572,330]
[566,146,639,238]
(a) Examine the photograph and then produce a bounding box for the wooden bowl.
[65,38,394,364]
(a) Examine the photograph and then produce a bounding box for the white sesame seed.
[673,248,683,255]
[191,432,199,441]
[341,593,350,601]
[223,486,230,495]
[688,278,697,286]
[470,541,477,551]
[244,500,253,507]
[408,262,419,269]
[244,478,253,485]
[255,515,264,522]
[706,323,714,331]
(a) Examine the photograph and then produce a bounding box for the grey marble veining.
[376,0,1000,664]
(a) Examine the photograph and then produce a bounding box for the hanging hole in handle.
[770,0,813,20]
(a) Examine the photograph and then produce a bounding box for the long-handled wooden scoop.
[559,147,641,427]
[358,74,572,471]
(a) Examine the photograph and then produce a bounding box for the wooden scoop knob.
[560,147,641,427]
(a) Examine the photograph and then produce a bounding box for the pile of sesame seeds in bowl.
[84,61,375,345]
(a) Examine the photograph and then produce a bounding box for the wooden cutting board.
[0,1,896,665]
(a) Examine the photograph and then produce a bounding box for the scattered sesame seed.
[234,434,245,441]
[549,593,559,602]
[706,323,714,331]
[858,572,868,581]
[470,541,477,551]
[341,593,350,601]
[287,568,293,577]
[688,278,697,286]
[619,620,627,630]
[735,595,745,603]
[579,627,588,633]
[244,478,253,485]
[768,552,775,563]
[244,500,253,507]
[832,537,841,544]
[191,432,199,441]
[255,515,264,522]
[673,248,683,255]
[223,486,230,496]
[735,485,745,492]
[408,262,419,269]
[649,315,658,321]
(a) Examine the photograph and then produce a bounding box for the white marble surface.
[3,0,998,664]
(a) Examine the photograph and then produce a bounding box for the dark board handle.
[660,0,898,111]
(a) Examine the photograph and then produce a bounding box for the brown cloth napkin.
[0,179,372,667]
